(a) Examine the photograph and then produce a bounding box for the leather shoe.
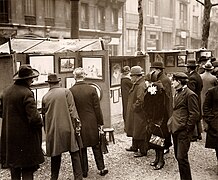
[125,146,138,152]
[154,162,165,170]
[134,152,147,158]
[99,168,108,176]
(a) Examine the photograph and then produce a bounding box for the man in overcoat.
[186,59,203,141]
[120,66,133,130]
[168,72,200,180]
[0,64,44,180]
[203,85,218,175]
[125,66,148,157]
[42,73,83,180]
[69,67,108,178]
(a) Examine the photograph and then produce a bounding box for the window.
[98,6,105,30]
[0,0,9,23]
[45,0,55,26]
[24,0,36,25]
[192,16,198,34]
[180,3,187,22]
[127,29,137,54]
[111,9,118,31]
[161,0,173,18]
[81,3,89,29]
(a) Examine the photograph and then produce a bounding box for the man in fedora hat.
[168,72,199,180]
[186,59,203,141]
[42,73,83,180]
[125,66,149,157]
[150,61,173,154]
[0,64,44,179]
[200,61,218,131]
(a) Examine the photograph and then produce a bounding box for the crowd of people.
[0,55,218,180]
[121,57,218,180]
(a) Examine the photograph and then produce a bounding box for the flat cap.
[173,72,188,79]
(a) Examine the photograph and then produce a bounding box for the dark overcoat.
[125,77,148,139]
[144,83,170,138]
[121,75,133,122]
[69,81,104,147]
[0,81,44,168]
[203,86,218,149]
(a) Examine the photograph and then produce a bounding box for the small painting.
[177,55,187,67]
[59,58,75,73]
[165,55,175,67]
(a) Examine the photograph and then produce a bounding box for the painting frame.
[59,58,75,73]
[65,77,76,89]
[113,89,119,103]
[82,56,103,80]
[165,55,175,67]
[32,87,49,110]
[29,55,54,85]
[177,55,187,67]
[110,61,122,87]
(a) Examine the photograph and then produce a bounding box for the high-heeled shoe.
[153,161,165,170]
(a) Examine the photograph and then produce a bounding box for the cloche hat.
[130,66,143,76]
[13,64,39,80]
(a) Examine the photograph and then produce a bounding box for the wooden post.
[71,0,80,39]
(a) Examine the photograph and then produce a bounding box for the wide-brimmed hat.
[121,66,130,75]
[13,64,39,80]
[185,59,198,67]
[203,61,214,70]
[130,66,143,76]
[150,61,165,69]
[45,73,61,83]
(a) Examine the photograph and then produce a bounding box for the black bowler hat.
[13,64,39,80]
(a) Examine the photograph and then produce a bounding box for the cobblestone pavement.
[1,114,218,180]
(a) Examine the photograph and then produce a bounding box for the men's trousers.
[172,130,192,180]
[81,144,105,175]
[51,151,83,180]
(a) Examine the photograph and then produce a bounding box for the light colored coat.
[42,86,79,157]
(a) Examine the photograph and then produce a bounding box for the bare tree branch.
[212,3,218,7]
[196,0,204,6]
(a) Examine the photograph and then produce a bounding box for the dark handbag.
[99,130,109,154]
[149,123,165,148]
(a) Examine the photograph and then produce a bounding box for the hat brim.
[45,78,61,83]
[13,69,39,80]
[185,64,198,67]
[150,66,165,69]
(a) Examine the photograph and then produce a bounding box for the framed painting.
[110,62,122,87]
[29,55,54,85]
[165,55,175,67]
[88,82,103,100]
[59,58,75,73]
[65,77,76,89]
[32,87,49,109]
[177,55,187,67]
[82,57,103,80]
[113,89,119,103]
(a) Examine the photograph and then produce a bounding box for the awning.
[0,38,104,54]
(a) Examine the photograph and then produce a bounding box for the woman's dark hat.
[13,64,39,80]
[150,61,165,69]
[185,59,198,67]
[45,73,61,83]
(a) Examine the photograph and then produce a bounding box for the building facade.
[0,0,126,55]
[125,0,218,55]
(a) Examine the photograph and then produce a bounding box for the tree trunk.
[201,0,212,48]
[137,0,143,55]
